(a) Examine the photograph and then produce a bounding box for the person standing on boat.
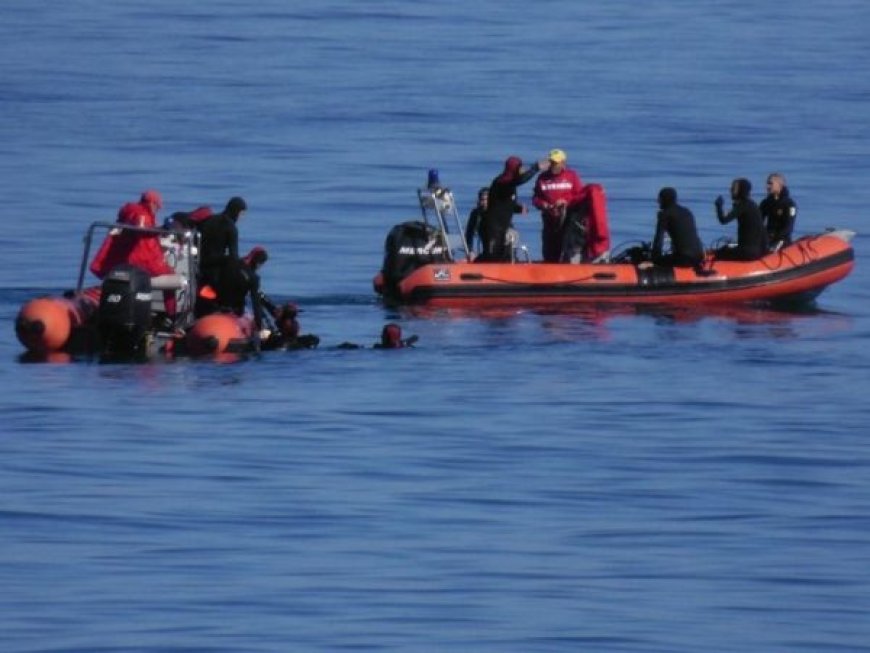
[759,172,797,249]
[714,178,767,260]
[464,188,489,256]
[532,149,585,262]
[197,196,247,290]
[480,156,544,262]
[650,187,705,267]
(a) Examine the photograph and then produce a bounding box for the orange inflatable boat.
[15,221,258,359]
[373,189,855,308]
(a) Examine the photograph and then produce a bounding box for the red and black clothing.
[533,167,585,262]
[481,160,540,262]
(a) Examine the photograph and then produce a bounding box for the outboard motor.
[98,264,152,354]
[380,220,449,295]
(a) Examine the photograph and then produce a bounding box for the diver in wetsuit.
[465,188,488,255]
[213,246,267,330]
[197,196,247,289]
[714,178,767,260]
[337,323,418,350]
[480,156,543,262]
[651,187,704,267]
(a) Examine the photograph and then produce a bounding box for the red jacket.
[533,167,585,228]
[90,201,173,278]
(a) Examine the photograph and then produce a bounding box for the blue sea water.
[2,1,870,651]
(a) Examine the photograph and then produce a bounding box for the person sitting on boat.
[479,156,545,262]
[196,196,247,290]
[465,187,489,255]
[89,189,178,318]
[759,172,797,250]
[714,178,767,260]
[650,187,705,268]
[533,149,585,262]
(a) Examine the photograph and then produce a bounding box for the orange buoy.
[15,293,99,354]
[16,297,75,353]
[185,313,246,356]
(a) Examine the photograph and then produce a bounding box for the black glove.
[714,195,724,210]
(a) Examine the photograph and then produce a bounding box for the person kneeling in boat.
[649,187,704,268]
[714,178,767,260]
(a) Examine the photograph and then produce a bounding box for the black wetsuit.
[759,187,797,247]
[715,198,767,261]
[652,203,704,267]
[480,163,539,262]
[214,258,265,328]
[197,213,239,286]
[465,207,485,253]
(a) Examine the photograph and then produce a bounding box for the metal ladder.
[417,188,470,262]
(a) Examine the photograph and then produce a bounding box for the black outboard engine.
[380,220,449,295]
[98,264,152,355]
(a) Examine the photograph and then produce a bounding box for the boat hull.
[378,232,855,308]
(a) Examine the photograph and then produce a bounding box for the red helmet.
[140,189,163,210]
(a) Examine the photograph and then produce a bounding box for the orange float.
[185,313,253,356]
[15,294,99,353]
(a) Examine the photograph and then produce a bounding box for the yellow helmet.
[548,149,567,163]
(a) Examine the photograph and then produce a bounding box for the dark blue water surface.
[2,2,870,652]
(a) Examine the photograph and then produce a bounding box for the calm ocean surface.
[2,2,870,651]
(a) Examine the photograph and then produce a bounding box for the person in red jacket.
[532,149,585,262]
[90,189,177,316]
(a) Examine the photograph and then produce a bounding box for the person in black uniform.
[197,196,247,288]
[479,156,544,262]
[465,188,488,255]
[714,178,767,260]
[759,172,797,249]
[214,246,268,330]
[651,187,704,267]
